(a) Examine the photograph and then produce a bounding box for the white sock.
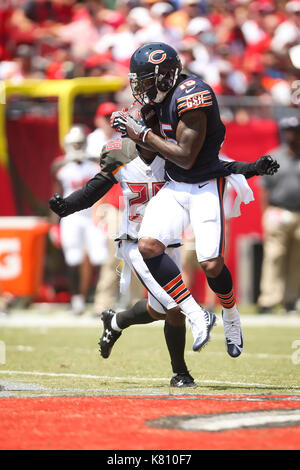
[223,304,240,321]
[71,294,85,314]
[111,313,122,332]
[179,296,204,317]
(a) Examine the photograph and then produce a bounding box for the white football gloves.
[111,111,151,143]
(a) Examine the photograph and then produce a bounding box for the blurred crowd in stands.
[1,0,300,107]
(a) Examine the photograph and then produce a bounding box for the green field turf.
[1,311,300,397]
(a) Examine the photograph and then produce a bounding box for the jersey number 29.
[127,182,165,222]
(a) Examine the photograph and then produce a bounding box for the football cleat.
[222,310,243,358]
[170,372,197,388]
[98,309,122,359]
[188,309,216,352]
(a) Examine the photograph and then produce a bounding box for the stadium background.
[0,0,300,307]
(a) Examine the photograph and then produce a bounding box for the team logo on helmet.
[148,50,167,64]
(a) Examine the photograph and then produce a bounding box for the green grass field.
[1,309,300,397]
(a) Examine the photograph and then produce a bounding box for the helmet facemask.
[63,125,87,162]
[129,65,180,105]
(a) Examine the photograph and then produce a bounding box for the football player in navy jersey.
[111,42,279,358]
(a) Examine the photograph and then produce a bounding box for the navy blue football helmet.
[129,42,182,104]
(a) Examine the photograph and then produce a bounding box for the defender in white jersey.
[51,125,108,315]
[105,139,185,314]
[50,136,199,387]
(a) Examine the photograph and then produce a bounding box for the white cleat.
[222,310,243,358]
[188,308,216,352]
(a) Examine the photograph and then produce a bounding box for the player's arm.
[222,155,280,178]
[145,110,207,170]
[112,109,206,170]
[49,173,114,218]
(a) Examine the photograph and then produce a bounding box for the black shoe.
[98,309,122,359]
[259,306,274,314]
[170,372,197,388]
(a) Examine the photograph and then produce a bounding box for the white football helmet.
[63,125,87,162]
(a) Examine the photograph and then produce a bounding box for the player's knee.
[200,256,224,278]
[138,237,164,260]
[146,304,165,321]
[166,306,185,327]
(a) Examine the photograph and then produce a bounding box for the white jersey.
[99,138,179,312]
[99,138,167,239]
[114,155,166,240]
[56,159,99,218]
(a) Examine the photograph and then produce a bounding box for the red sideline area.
[0,395,299,450]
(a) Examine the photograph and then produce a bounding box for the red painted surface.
[0,395,299,450]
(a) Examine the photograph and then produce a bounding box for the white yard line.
[186,351,292,359]
[0,369,300,390]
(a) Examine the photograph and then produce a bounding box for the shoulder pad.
[100,138,139,182]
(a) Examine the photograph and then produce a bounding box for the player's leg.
[258,207,290,312]
[148,292,196,388]
[99,242,195,386]
[99,296,195,386]
[138,183,216,351]
[60,216,85,315]
[284,215,300,312]
[93,205,120,313]
[84,219,109,302]
[148,245,196,387]
[189,178,243,357]
[98,239,168,358]
[99,298,160,359]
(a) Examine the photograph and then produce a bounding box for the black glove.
[49,193,68,217]
[254,155,280,175]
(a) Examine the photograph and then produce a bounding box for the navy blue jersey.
[154,74,230,183]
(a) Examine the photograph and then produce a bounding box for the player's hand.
[49,193,68,217]
[255,155,280,176]
[110,111,128,137]
[111,111,151,142]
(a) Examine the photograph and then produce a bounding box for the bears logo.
[148,50,167,64]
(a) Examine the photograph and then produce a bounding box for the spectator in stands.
[83,51,112,77]
[258,116,300,314]
[2,0,299,109]
[9,0,75,46]
[53,0,104,59]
